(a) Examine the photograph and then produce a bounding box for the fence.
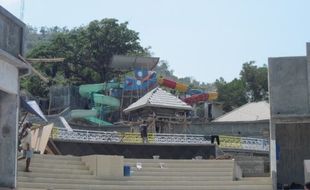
[51,127,269,152]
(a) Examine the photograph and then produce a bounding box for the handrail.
[50,127,269,152]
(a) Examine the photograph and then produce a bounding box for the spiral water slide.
[70,83,120,126]
[157,77,218,105]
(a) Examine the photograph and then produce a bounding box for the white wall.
[0,59,18,94]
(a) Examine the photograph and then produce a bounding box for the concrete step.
[18,189,48,190]
[18,182,273,190]
[130,167,233,172]
[125,162,234,168]
[18,162,87,170]
[17,176,272,186]
[28,158,83,165]
[240,177,272,181]
[18,172,95,179]
[125,159,234,164]
[32,154,81,161]
[18,188,272,190]
[128,175,233,181]
[131,171,233,177]
[18,172,232,181]
[17,167,92,175]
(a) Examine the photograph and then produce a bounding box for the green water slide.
[71,83,121,126]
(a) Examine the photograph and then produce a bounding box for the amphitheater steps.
[17,154,273,190]
[18,177,272,186]
[18,183,272,190]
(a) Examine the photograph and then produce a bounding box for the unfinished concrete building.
[0,6,30,188]
[269,42,310,187]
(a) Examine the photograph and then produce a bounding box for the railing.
[154,133,209,144]
[51,128,122,143]
[51,128,269,152]
[219,135,269,151]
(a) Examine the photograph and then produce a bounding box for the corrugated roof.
[213,101,270,122]
[123,87,193,113]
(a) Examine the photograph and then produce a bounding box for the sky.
[1,0,310,83]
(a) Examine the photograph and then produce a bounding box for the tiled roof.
[213,101,270,122]
[123,87,193,113]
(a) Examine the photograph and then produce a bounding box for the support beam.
[18,55,49,83]
[26,58,64,63]
[0,92,18,188]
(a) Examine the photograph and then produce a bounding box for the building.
[0,6,30,188]
[188,101,270,138]
[269,42,310,187]
[213,101,270,122]
[124,87,193,133]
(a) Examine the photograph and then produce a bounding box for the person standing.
[18,122,33,172]
[305,182,310,190]
[140,121,148,143]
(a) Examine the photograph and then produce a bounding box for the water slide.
[157,76,218,105]
[158,77,188,92]
[71,83,120,126]
[183,92,218,105]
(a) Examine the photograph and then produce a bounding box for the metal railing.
[51,128,121,143]
[51,127,269,152]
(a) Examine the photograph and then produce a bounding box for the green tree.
[215,62,268,112]
[154,60,177,80]
[25,25,68,53]
[23,19,149,96]
[240,61,268,101]
[215,77,247,112]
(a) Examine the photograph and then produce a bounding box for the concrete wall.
[204,103,224,119]
[304,160,310,183]
[268,43,310,187]
[53,141,216,159]
[0,6,25,57]
[82,155,123,178]
[0,6,27,188]
[0,91,18,188]
[0,59,18,94]
[188,121,269,138]
[0,57,24,188]
[269,56,309,115]
[223,149,269,177]
[276,124,310,184]
[235,156,269,177]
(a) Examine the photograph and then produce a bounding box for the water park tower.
[67,55,160,127]
[110,55,160,110]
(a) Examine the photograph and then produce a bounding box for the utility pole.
[20,0,24,21]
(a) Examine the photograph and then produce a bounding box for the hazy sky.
[1,0,310,83]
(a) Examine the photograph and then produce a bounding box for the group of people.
[18,121,33,172]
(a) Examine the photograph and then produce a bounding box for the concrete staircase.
[17,154,273,190]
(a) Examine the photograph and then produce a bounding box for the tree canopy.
[240,61,268,101]
[215,77,247,112]
[22,19,149,96]
[215,62,268,112]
